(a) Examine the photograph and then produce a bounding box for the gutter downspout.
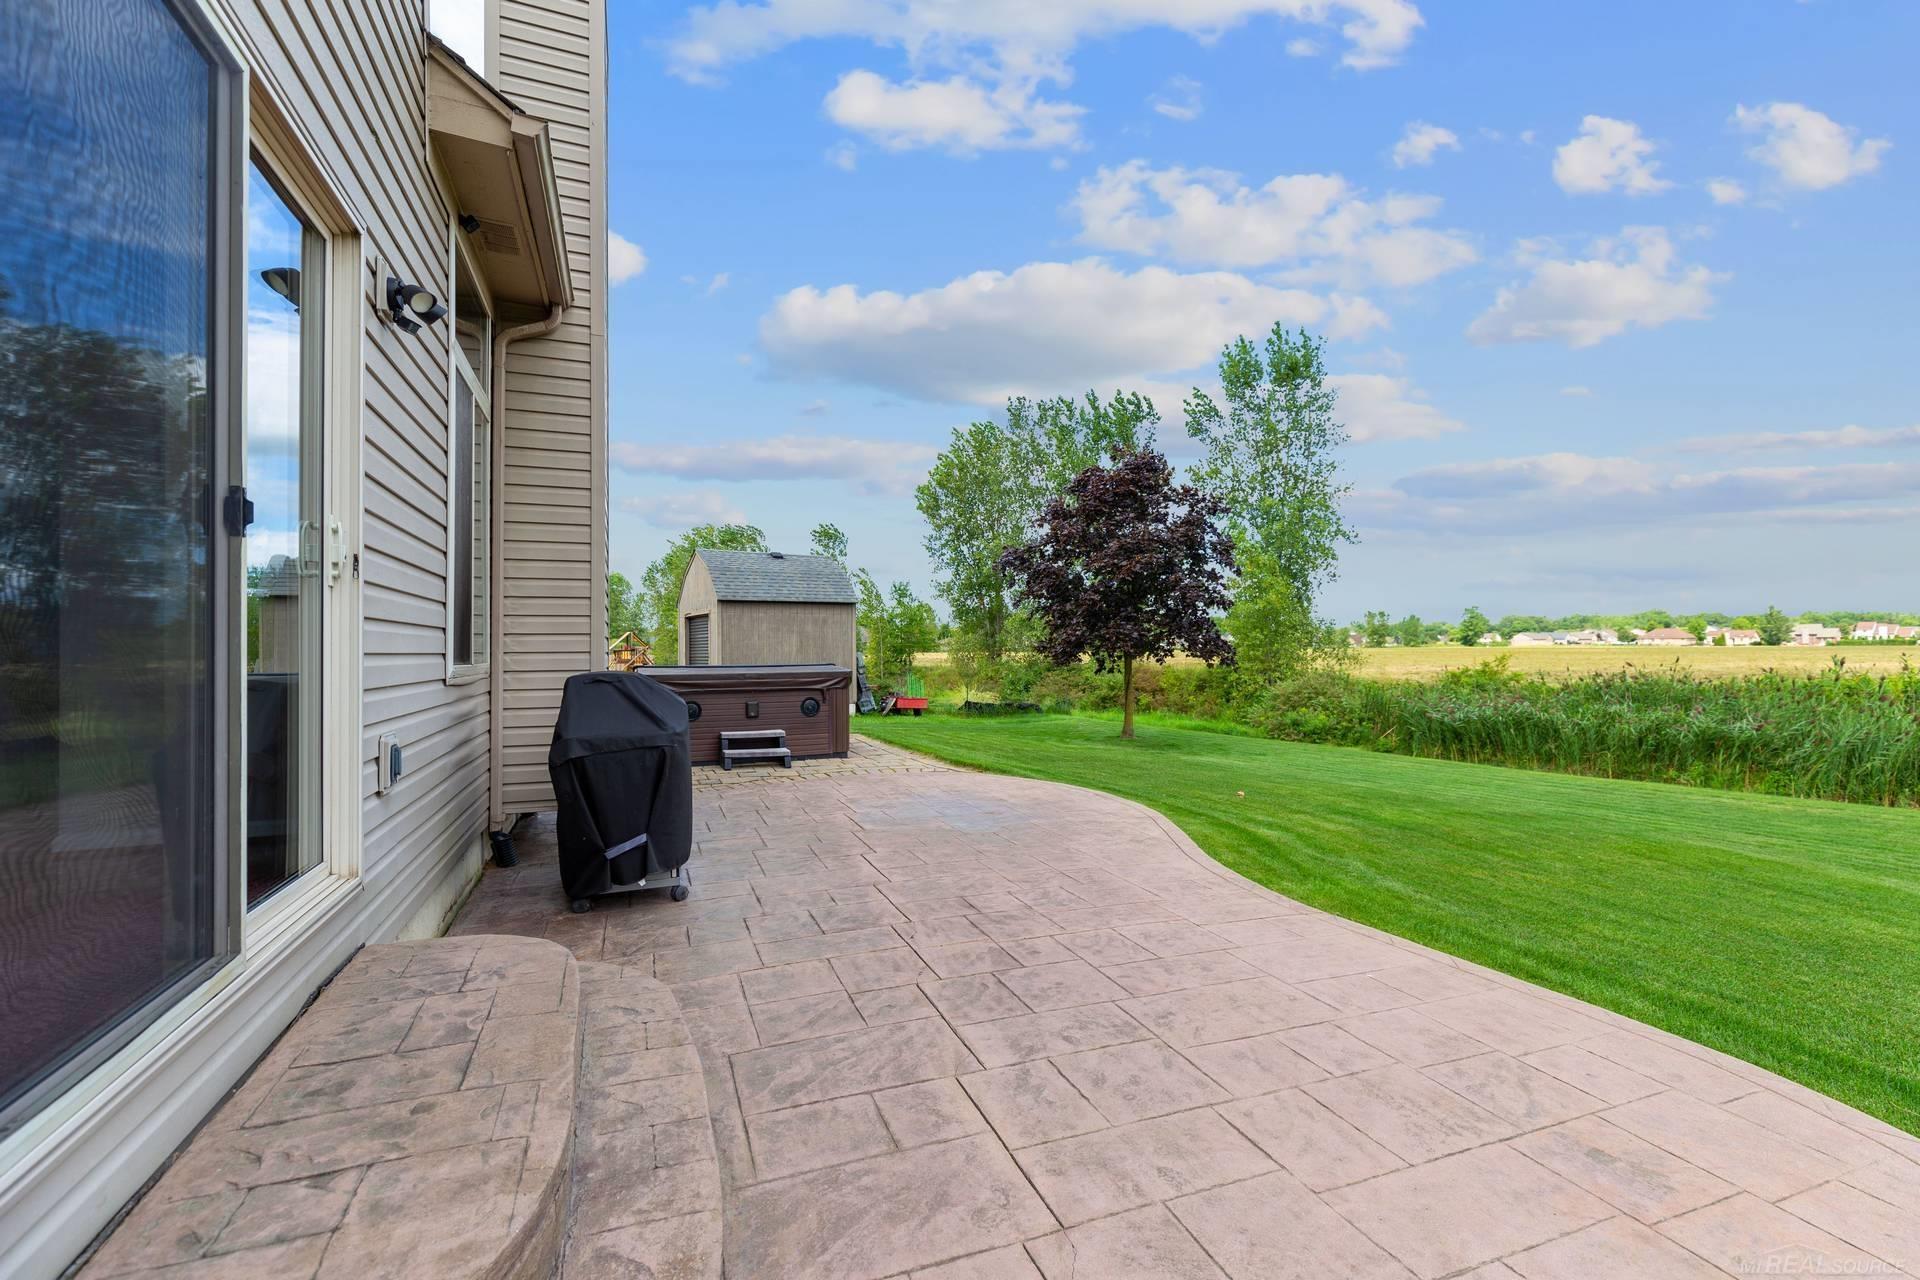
[488,304,565,848]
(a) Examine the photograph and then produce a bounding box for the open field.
[856,712,1920,1135]
[915,644,1918,682]
[1355,643,1918,681]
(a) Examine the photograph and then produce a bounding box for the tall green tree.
[809,522,848,563]
[1186,326,1354,680]
[1362,611,1393,647]
[916,390,1159,663]
[1393,614,1426,648]
[1758,605,1792,646]
[1015,390,1160,493]
[915,420,1030,663]
[1459,605,1491,646]
[605,571,644,641]
[857,572,938,692]
[638,523,767,662]
[1000,448,1235,738]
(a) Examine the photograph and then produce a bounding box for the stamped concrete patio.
[454,739,1920,1279]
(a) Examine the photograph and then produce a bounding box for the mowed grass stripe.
[857,714,1920,1135]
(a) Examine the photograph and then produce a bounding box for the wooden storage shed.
[678,550,859,676]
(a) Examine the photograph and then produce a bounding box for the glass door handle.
[298,520,324,577]
[326,515,348,585]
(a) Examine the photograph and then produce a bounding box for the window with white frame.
[449,248,491,673]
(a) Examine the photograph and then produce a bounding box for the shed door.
[687,615,710,665]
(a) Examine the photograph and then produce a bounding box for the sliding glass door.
[0,0,234,1137]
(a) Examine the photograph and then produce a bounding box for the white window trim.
[445,220,494,683]
[242,95,365,924]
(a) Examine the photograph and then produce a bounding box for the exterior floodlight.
[386,277,449,333]
[260,267,301,308]
[458,212,481,234]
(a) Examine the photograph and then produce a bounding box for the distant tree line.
[1343,605,1918,648]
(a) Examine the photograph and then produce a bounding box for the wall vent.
[474,218,521,255]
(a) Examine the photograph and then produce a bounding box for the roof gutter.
[489,303,566,833]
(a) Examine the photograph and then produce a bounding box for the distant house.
[1791,624,1843,646]
[1724,629,1762,646]
[1565,628,1620,645]
[1639,627,1698,646]
[1509,632,1558,646]
[1478,631,1503,646]
[1850,620,1913,641]
[1900,626,1920,640]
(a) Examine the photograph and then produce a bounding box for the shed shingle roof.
[695,550,858,605]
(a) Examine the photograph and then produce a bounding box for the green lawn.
[857,712,1920,1136]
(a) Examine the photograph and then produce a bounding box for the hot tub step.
[722,745,792,770]
[720,729,786,743]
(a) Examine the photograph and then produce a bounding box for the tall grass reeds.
[1049,656,1920,806]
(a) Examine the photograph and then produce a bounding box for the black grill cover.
[548,672,694,901]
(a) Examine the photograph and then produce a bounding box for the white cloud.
[826,141,859,171]
[1553,116,1671,196]
[612,433,937,495]
[1150,76,1204,123]
[1671,423,1920,456]
[608,231,647,285]
[1072,161,1475,287]
[705,272,730,295]
[759,258,1384,406]
[619,490,747,529]
[670,2,1422,152]
[1285,36,1321,56]
[670,1,1424,79]
[1705,178,1748,206]
[825,70,1083,152]
[1358,450,1920,535]
[1467,227,1722,348]
[1350,346,1406,371]
[1560,385,1592,396]
[1392,121,1459,168]
[1733,102,1890,190]
[1327,373,1465,442]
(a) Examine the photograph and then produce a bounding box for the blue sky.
[597,1,1915,621]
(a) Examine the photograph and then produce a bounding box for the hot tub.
[643,664,851,766]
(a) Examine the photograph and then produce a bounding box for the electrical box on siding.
[375,733,403,795]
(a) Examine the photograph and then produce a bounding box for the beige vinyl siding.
[202,0,489,891]
[494,0,608,817]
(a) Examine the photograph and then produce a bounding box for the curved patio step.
[76,934,581,1280]
[561,963,722,1279]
